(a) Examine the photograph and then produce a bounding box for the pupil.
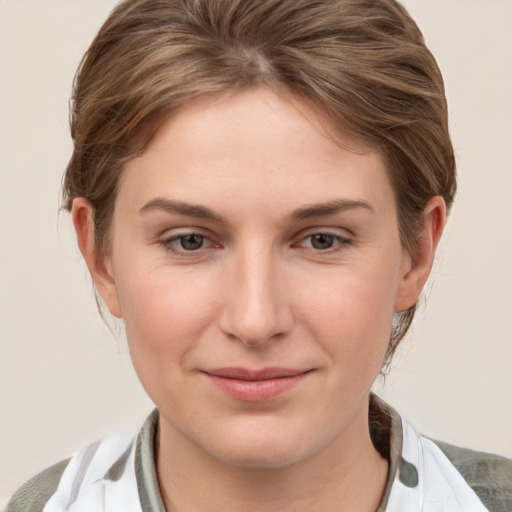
[311,234,334,250]
[180,234,203,250]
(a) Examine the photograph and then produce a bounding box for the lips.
[202,367,311,402]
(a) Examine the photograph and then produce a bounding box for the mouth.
[201,367,312,402]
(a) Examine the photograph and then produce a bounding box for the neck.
[156,400,388,512]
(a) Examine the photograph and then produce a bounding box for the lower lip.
[205,373,310,402]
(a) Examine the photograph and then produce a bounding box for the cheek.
[294,261,398,371]
[114,263,219,371]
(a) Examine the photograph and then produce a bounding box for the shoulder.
[431,439,512,512]
[4,434,136,512]
[4,458,70,512]
[3,412,160,512]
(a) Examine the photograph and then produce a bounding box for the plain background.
[1,0,511,506]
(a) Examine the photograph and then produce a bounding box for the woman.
[5,0,511,511]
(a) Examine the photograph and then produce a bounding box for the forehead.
[119,87,395,219]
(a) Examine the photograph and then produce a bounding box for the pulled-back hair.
[63,0,456,367]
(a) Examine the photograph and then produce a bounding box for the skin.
[73,87,445,512]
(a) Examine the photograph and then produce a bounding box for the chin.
[211,442,306,469]
[198,422,330,470]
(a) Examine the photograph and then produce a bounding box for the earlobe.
[394,196,446,313]
[71,198,123,318]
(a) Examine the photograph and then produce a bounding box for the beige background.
[1,0,511,506]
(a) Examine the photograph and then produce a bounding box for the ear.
[394,196,446,313]
[71,197,123,318]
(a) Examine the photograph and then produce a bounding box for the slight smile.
[202,367,313,402]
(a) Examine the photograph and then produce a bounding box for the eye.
[177,234,205,251]
[296,232,351,252]
[159,232,218,255]
[310,233,336,250]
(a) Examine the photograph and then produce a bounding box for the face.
[88,88,420,469]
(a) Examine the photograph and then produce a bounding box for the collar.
[44,395,489,511]
[135,395,406,512]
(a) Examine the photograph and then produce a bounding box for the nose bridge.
[220,240,291,346]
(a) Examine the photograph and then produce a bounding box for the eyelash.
[294,232,352,252]
[159,233,217,255]
[158,231,352,256]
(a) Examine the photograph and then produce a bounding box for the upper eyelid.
[162,233,214,245]
[159,226,216,240]
[295,233,351,246]
[156,227,354,245]
[294,226,354,240]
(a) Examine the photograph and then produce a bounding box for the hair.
[63,0,456,368]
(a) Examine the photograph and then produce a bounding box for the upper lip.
[202,367,311,381]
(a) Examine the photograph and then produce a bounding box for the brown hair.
[63,0,456,367]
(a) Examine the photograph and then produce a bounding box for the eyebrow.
[291,199,375,220]
[138,198,224,222]
[138,197,374,222]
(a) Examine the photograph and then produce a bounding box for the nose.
[218,245,293,347]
